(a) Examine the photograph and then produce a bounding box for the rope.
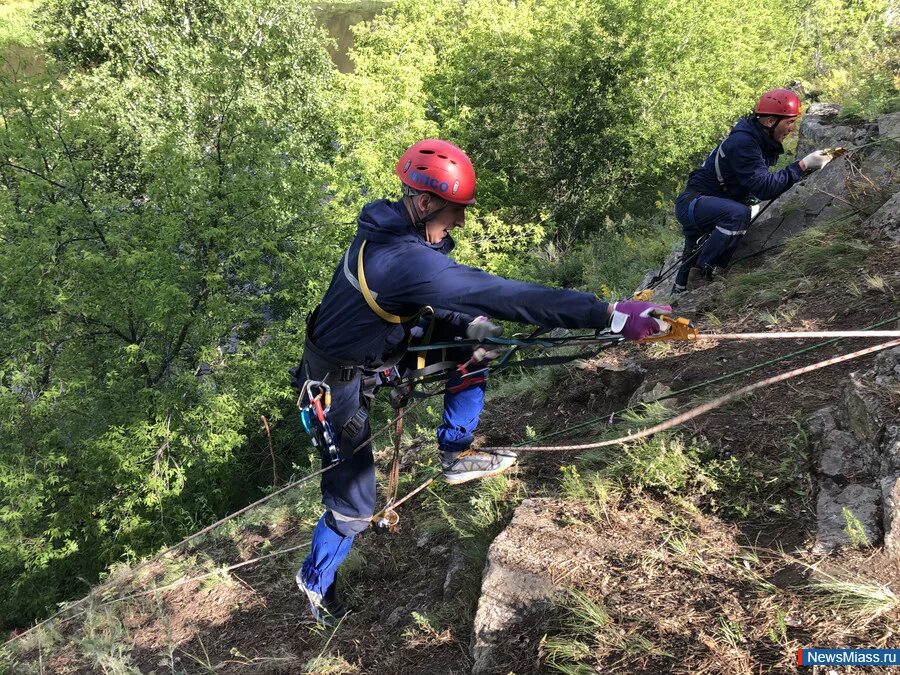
[693,330,900,340]
[408,329,900,355]
[481,338,900,454]
[3,397,430,649]
[101,541,311,607]
[515,313,900,447]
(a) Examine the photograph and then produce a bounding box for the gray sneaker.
[440,450,518,485]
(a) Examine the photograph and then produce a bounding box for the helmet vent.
[419,149,435,154]
[416,165,430,171]
[437,154,447,159]
[402,159,411,173]
[452,180,459,194]
[449,159,457,165]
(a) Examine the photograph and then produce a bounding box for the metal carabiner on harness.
[298,380,341,464]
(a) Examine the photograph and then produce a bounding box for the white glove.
[466,316,502,341]
[800,150,832,172]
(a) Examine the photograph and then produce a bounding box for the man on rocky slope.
[291,138,672,624]
[672,88,835,292]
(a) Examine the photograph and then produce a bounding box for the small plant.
[716,618,745,650]
[766,606,789,646]
[842,507,871,548]
[79,606,141,675]
[863,274,887,293]
[808,577,898,616]
[302,654,360,674]
[543,589,668,672]
[589,433,717,498]
[401,611,453,648]
[560,465,619,523]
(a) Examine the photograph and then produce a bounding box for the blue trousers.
[298,346,486,595]
[673,192,750,288]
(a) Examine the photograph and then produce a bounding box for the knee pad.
[325,509,371,537]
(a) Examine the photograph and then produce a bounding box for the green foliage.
[584,433,718,497]
[843,507,871,548]
[798,0,899,116]
[724,217,871,309]
[0,0,338,625]
[0,0,894,636]
[543,589,667,672]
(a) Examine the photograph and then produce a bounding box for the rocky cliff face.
[809,347,900,555]
[736,105,900,257]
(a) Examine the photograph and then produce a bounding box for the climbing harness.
[298,380,341,465]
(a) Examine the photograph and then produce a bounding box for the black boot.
[322,579,348,621]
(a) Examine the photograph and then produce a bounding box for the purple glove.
[608,302,672,341]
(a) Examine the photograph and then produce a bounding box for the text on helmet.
[409,170,449,194]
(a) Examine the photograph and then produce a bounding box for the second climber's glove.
[608,301,672,341]
[800,150,832,172]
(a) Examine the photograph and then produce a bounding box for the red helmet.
[754,88,802,117]
[395,139,476,205]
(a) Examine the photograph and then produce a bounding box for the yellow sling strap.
[357,240,416,324]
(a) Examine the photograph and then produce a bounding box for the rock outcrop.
[808,347,900,555]
[736,106,900,257]
[470,498,604,674]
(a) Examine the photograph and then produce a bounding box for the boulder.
[797,102,856,158]
[877,112,900,142]
[471,498,564,674]
[814,481,882,554]
[808,347,900,556]
[628,381,674,408]
[597,358,647,399]
[671,280,725,315]
[865,190,900,242]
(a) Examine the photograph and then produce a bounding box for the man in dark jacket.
[672,89,833,292]
[293,139,672,624]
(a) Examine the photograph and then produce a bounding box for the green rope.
[519,313,900,446]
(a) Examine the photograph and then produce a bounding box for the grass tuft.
[724,218,870,309]
[808,577,898,616]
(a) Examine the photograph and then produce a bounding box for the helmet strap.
[755,115,779,139]
[405,193,449,240]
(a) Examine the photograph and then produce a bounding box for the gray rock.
[814,481,881,553]
[882,475,900,560]
[471,498,560,674]
[597,358,646,399]
[672,280,725,315]
[443,543,466,600]
[808,408,838,444]
[877,112,900,142]
[843,372,887,444]
[808,345,900,556]
[865,190,900,242]
[817,429,872,477]
[627,381,674,408]
[797,108,855,158]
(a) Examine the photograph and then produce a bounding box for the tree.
[0,0,337,625]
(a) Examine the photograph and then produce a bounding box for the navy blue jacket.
[685,117,805,202]
[311,200,610,366]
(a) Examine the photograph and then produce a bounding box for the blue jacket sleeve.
[724,134,804,201]
[407,260,610,329]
